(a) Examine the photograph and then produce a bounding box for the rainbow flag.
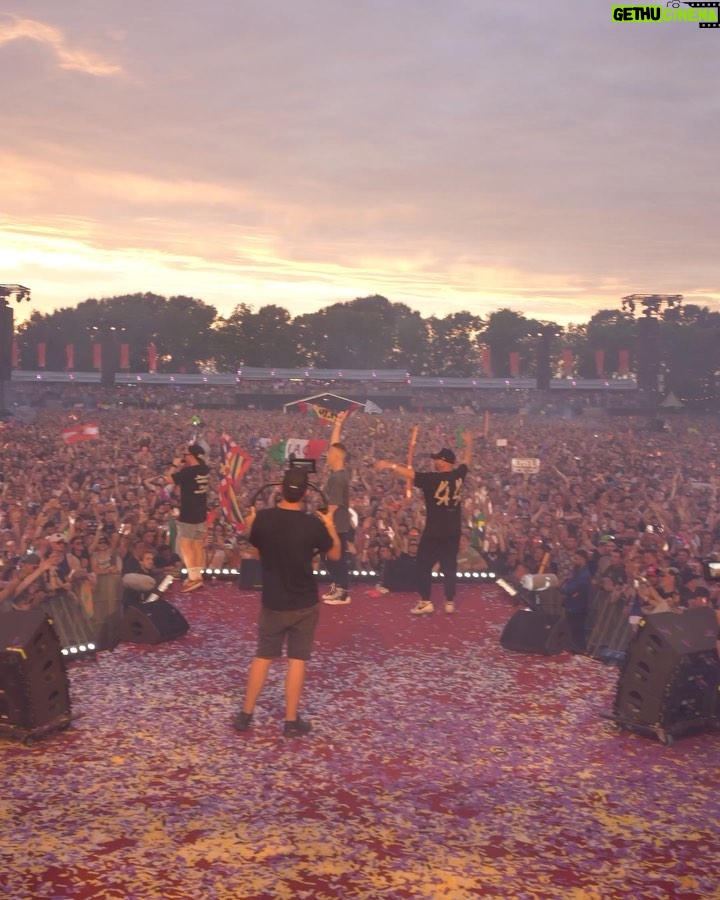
[219,433,251,531]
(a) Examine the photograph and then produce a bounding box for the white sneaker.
[410,600,434,616]
[322,583,339,601]
[324,589,351,605]
[444,601,456,614]
[375,584,390,594]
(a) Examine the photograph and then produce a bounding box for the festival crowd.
[2,392,720,654]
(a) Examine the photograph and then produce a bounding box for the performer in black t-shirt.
[375,430,473,615]
[167,443,210,593]
[232,467,340,737]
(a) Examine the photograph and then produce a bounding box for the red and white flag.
[62,423,100,444]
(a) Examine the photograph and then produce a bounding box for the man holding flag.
[322,410,353,606]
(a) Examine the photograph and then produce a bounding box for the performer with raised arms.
[322,410,352,606]
[375,428,473,616]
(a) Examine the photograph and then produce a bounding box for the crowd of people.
[1,389,720,657]
[9,379,644,413]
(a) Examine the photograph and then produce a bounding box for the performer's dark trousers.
[416,533,460,602]
[326,532,350,591]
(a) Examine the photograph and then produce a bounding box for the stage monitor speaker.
[614,608,719,731]
[500,608,570,656]
[0,608,71,731]
[382,558,417,593]
[119,598,189,645]
[95,607,123,652]
[42,592,96,655]
[91,577,123,651]
[238,558,262,590]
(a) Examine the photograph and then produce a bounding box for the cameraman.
[233,466,340,738]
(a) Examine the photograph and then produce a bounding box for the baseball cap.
[281,468,309,502]
[48,532,67,543]
[693,586,710,599]
[431,448,456,465]
[187,443,206,460]
[22,552,41,564]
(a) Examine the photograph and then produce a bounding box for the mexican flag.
[267,438,328,464]
[62,423,100,444]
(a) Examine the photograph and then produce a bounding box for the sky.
[1,1,718,328]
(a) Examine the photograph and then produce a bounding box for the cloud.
[0,2,718,327]
[0,15,122,75]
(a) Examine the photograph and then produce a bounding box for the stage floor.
[2,582,719,899]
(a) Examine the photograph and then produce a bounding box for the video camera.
[288,456,316,474]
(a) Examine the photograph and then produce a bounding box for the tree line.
[12,292,720,398]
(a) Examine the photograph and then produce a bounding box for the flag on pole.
[307,402,362,423]
[62,423,100,444]
[267,438,328,463]
[219,433,251,531]
[285,393,362,423]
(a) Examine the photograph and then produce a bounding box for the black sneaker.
[232,711,253,732]
[283,716,312,737]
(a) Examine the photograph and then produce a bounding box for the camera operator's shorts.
[256,605,319,661]
[176,520,207,541]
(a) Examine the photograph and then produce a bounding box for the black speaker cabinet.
[381,558,417,593]
[614,608,719,733]
[120,598,189,645]
[532,587,565,617]
[500,609,571,656]
[95,607,123,652]
[0,609,72,731]
[42,592,96,654]
[238,558,263,590]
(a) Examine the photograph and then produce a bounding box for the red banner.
[62,423,100,444]
[92,342,102,370]
[562,348,573,377]
[37,342,46,368]
[509,351,520,377]
[147,342,157,373]
[120,343,130,369]
[65,344,74,370]
[11,340,19,369]
[482,347,493,378]
[595,348,605,378]
[618,348,629,375]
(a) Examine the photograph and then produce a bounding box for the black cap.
[431,448,456,465]
[187,443,206,460]
[693,586,710,598]
[282,468,308,502]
